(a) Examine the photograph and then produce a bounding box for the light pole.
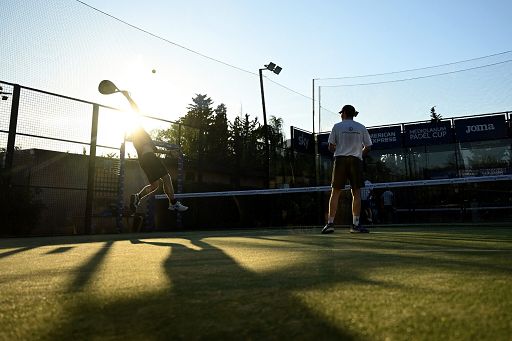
[259,62,282,188]
[311,79,318,185]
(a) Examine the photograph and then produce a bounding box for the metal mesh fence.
[10,134,89,157]
[97,106,125,150]
[1,80,511,236]
[16,88,92,146]
[0,132,7,151]
[0,84,13,132]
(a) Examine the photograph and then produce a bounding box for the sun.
[96,56,183,154]
[96,107,142,153]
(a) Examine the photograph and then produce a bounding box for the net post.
[84,104,99,234]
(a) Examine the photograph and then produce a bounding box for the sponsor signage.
[404,121,453,147]
[454,115,507,142]
[368,126,402,149]
[291,127,314,154]
[317,132,331,155]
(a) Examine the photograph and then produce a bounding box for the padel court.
[1,225,511,340]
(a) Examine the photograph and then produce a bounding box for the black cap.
[339,104,359,117]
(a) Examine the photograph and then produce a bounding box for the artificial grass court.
[1,226,511,340]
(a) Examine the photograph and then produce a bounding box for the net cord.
[154,174,512,200]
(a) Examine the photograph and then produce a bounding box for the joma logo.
[465,123,495,134]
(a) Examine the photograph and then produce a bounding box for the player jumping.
[129,126,188,213]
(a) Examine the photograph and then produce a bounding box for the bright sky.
[2,0,512,137]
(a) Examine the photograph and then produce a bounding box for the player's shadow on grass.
[41,230,512,340]
[44,237,356,340]
[138,237,357,339]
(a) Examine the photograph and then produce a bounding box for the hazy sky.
[2,0,512,135]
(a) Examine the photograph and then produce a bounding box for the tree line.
[153,94,287,184]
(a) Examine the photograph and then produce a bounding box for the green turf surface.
[1,226,511,340]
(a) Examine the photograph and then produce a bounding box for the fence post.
[116,138,126,232]
[176,147,184,228]
[5,84,21,171]
[84,104,99,234]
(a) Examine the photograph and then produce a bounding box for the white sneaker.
[168,201,188,212]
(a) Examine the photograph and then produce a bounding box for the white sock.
[353,216,360,226]
[328,217,334,224]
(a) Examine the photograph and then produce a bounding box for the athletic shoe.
[321,223,335,234]
[350,224,369,233]
[129,194,140,213]
[169,201,188,212]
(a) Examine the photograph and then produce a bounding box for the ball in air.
[152,69,156,74]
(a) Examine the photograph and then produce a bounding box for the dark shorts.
[139,153,168,183]
[331,156,364,190]
[362,199,369,209]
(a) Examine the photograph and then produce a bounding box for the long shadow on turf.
[147,236,357,339]
[45,246,75,254]
[0,246,38,259]
[68,241,114,292]
[38,231,512,340]
[222,233,512,277]
[43,237,357,340]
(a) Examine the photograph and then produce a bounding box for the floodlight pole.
[259,62,282,188]
[312,79,320,185]
[259,67,271,188]
[312,79,316,134]
[318,85,322,134]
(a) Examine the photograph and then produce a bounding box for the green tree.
[268,116,285,150]
[229,114,264,184]
[153,94,287,188]
[154,94,213,162]
[207,103,231,167]
[430,106,442,123]
[184,94,214,165]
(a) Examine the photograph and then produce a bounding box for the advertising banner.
[291,127,314,154]
[317,132,331,155]
[454,115,507,142]
[368,126,402,149]
[404,121,453,146]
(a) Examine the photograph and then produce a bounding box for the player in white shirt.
[322,105,372,234]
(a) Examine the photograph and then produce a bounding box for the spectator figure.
[368,189,379,224]
[381,188,394,223]
[361,180,373,224]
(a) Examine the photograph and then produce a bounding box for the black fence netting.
[1,81,511,236]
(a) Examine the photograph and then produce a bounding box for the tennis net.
[152,175,512,229]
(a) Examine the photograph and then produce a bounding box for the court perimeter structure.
[1,225,511,340]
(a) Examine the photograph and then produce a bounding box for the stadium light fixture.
[264,62,282,75]
[0,86,12,101]
[259,62,283,188]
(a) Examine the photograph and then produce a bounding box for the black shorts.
[331,156,364,190]
[139,153,168,183]
[362,199,369,209]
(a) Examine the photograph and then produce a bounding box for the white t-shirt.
[361,180,372,200]
[328,119,372,159]
[382,190,394,206]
